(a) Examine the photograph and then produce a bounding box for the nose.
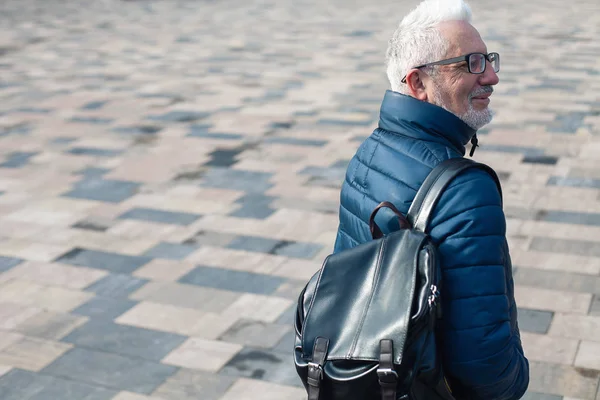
[479,61,499,86]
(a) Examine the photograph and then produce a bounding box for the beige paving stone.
[221,293,293,323]
[0,279,93,312]
[162,337,242,372]
[0,239,70,262]
[520,332,579,365]
[129,281,239,313]
[0,336,72,372]
[186,246,287,275]
[270,258,322,281]
[132,259,197,282]
[520,221,600,243]
[115,301,205,336]
[549,314,600,342]
[0,261,107,289]
[0,331,24,352]
[528,361,600,399]
[574,341,600,371]
[218,378,306,400]
[0,302,41,330]
[14,310,88,340]
[112,392,165,400]
[510,249,600,275]
[187,313,241,340]
[514,285,592,315]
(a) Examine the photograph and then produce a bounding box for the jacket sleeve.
[428,167,529,400]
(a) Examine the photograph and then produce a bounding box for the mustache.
[469,86,494,98]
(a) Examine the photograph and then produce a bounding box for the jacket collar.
[378,90,476,156]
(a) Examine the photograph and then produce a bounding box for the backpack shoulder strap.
[407,158,502,233]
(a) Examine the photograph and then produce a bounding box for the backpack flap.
[300,229,428,367]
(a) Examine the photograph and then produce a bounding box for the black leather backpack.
[293,158,501,400]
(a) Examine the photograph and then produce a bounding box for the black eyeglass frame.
[400,52,500,84]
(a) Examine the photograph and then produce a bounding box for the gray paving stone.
[69,116,113,125]
[230,194,277,219]
[182,230,237,247]
[590,295,600,316]
[0,369,117,400]
[517,308,554,334]
[479,144,545,156]
[72,296,138,320]
[42,347,177,394]
[547,176,600,189]
[0,255,23,272]
[117,207,202,226]
[49,137,77,145]
[63,178,140,203]
[272,330,295,353]
[54,248,152,274]
[200,168,273,193]
[67,147,123,157]
[0,151,37,168]
[142,242,199,260]
[514,268,600,294]
[15,311,87,340]
[80,101,108,110]
[75,167,111,178]
[112,125,163,135]
[220,347,303,387]
[522,155,559,165]
[530,237,600,258]
[62,320,186,361]
[226,235,281,254]
[272,241,323,259]
[521,391,563,400]
[220,318,292,347]
[146,110,209,123]
[84,273,148,297]
[536,209,600,227]
[264,137,328,147]
[179,265,286,295]
[153,369,236,400]
[275,305,297,326]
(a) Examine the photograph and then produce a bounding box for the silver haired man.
[333,0,530,399]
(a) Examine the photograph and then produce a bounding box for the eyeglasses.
[400,52,500,83]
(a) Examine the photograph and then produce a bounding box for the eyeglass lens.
[468,53,499,74]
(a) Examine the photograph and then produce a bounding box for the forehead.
[438,20,487,56]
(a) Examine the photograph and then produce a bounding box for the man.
[333,0,529,399]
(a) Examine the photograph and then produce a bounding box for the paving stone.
[547,176,600,189]
[226,235,322,259]
[63,178,140,203]
[85,273,148,298]
[218,377,305,400]
[67,147,123,157]
[0,336,72,371]
[162,337,242,372]
[14,310,88,340]
[0,369,117,400]
[153,368,236,400]
[517,308,554,334]
[264,137,328,147]
[42,347,177,395]
[81,100,108,110]
[0,151,37,168]
[590,295,600,316]
[535,210,600,227]
[72,296,138,320]
[514,268,600,294]
[62,320,186,361]
[141,242,198,260]
[183,230,237,247]
[218,319,291,348]
[220,347,302,387]
[146,111,209,123]
[117,207,202,226]
[522,155,559,165]
[76,167,111,178]
[528,361,600,399]
[200,168,273,194]
[521,392,563,400]
[0,256,23,273]
[530,237,600,258]
[69,117,113,125]
[55,248,152,274]
[179,265,285,295]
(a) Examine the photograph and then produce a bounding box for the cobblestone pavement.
[0,0,599,399]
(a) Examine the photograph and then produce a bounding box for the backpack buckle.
[377,368,398,385]
[307,362,324,383]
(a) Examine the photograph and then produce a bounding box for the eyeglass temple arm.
[401,56,468,83]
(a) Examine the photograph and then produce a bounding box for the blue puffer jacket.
[334,90,529,400]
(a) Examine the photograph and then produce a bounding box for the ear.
[405,70,428,101]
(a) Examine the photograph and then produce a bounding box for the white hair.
[386,0,473,93]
